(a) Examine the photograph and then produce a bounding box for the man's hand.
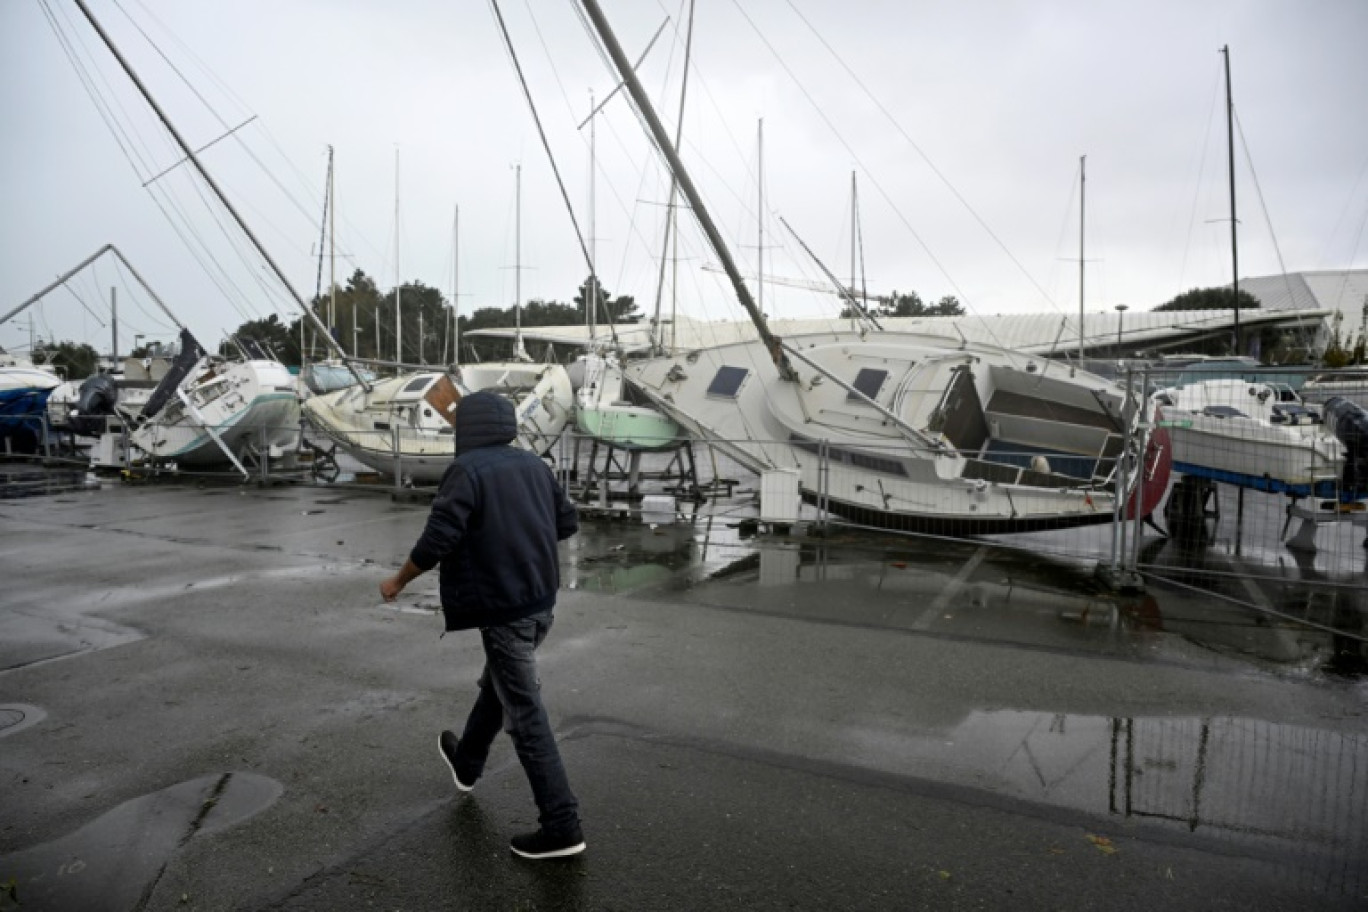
[379,575,405,602]
[380,558,425,603]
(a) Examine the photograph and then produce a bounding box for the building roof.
[468,306,1330,358]
[1238,269,1368,314]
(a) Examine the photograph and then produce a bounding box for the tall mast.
[1222,45,1240,351]
[1079,154,1086,364]
[757,118,764,320]
[588,89,598,341]
[850,170,856,316]
[514,163,526,359]
[450,204,460,366]
[394,146,403,364]
[71,0,366,387]
[328,146,336,342]
[649,0,696,356]
[579,0,796,381]
[110,286,118,362]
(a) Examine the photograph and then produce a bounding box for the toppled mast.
[577,0,798,382]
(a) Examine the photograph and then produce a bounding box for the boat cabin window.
[847,368,888,403]
[402,376,432,394]
[706,366,749,399]
[1201,405,1247,419]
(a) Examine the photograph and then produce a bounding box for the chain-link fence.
[8,368,1366,597]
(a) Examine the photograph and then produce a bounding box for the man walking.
[380,390,584,859]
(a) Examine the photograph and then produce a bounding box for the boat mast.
[757,118,764,322]
[850,170,856,326]
[649,0,695,357]
[394,146,403,364]
[456,205,462,364]
[578,0,796,381]
[1079,154,1085,364]
[1222,45,1240,352]
[71,0,367,388]
[514,163,527,360]
[588,90,598,343]
[329,147,336,343]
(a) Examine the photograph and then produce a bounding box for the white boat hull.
[302,362,573,483]
[131,359,302,467]
[1152,378,1345,495]
[624,331,1169,532]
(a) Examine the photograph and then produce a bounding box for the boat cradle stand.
[1282,500,1368,552]
[571,437,710,506]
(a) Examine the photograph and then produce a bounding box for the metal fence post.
[259,424,269,486]
[392,427,402,493]
[1128,367,1150,575]
[818,438,830,532]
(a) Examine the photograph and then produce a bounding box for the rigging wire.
[1175,59,1223,296]
[775,2,1054,317]
[42,0,265,325]
[1234,110,1293,282]
[526,0,680,309]
[728,1,1021,358]
[489,0,598,307]
[113,0,323,230]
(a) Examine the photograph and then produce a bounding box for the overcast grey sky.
[3,0,1366,356]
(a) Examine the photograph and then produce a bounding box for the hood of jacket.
[455,390,517,454]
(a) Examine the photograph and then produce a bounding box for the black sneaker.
[509,827,586,860]
[437,731,475,792]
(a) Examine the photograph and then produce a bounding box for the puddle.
[645,534,1368,679]
[0,772,282,911]
[0,467,97,500]
[856,709,1368,897]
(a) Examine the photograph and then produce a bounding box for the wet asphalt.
[1,468,1365,911]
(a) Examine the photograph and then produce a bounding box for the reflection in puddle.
[856,709,1367,898]
[0,772,281,911]
[689,542,1368,678]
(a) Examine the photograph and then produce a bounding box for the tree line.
[223,269,641,367]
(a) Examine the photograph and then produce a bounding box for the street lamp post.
[1114,304,1129,356]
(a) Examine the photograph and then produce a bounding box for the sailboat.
[2,244,298,474]
[569,92,681,453]
[1148,48,1366,503]
[301,165,574,483]
[580,0,1170,533]
[125,328,301,473]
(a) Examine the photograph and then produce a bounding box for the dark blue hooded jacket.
[408,390,578,631]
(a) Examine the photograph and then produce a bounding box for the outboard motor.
[69,374,119,436]
[1324,396,1368,498]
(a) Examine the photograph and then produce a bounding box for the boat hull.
[1152,380,1345,496]
[575,405,682,451]
[624,331,1162,531]
[302,363,573,483]
[131,360,302,467]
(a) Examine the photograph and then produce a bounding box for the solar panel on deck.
[706,366,749,398]
[847,367,888,402]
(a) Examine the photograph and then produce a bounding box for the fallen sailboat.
[626,332,1168,532]
[301,360,573,484]
[128,329,301,475]
[581,0,1168,533]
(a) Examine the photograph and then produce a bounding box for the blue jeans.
[455,609,580,835]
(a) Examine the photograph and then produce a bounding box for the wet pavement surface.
[1,467,1365,910]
